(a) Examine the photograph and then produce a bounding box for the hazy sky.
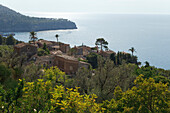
[1,0,170,14]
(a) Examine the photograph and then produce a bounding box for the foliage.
[0,76,104,112]
[0,35,2,45]
[95,38,108,51]
[0,35,23,45]
[0,63,11,83]
[93,58,137,102]
[0,37,169,112]
[43,43,50,53]
[110,51,138,65]
[6,35,16,45]
[0,72,169,112]
[145,61,150,67]
[22,63,43,82]
[136,65,170,85]
[37,48,49,56]
[75,57,137,102]
[129,47,136,56]
[74,67,93,94]
[42,66,70,87]
[86,52,99,69]
[29,31,38,44]
[0,45,27,86]
[51,86,103,113]
[103,75,170,113]
[37,43,50,56]
[0,45,13,57]
[55,34,59,43]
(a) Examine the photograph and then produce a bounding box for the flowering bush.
[0,67,169,113]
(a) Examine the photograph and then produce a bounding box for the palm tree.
[55,34,59,45]
[129,47,136,56]
[30,31,37,45]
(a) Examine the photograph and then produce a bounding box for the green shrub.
[37,48,49,56]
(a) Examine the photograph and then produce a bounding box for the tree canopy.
[95,38,108,51]
[6,35,16,45]
[0,35,2,45]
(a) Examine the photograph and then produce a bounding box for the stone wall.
[54,55,79,75]
[14,43,37,58]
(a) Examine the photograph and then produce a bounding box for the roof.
[77,45,91,49]
[36,55,54,61]
[38,40,70,47]
[14,43,37,48]
[56,54,78,61]
[50,41,58,45]
[38,40,53,45]
[59,42,70,46]
[105,50,116,54]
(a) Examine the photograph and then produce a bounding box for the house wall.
[35,55,54,68]
[54,56,79,75]
[59,43,70,53]
[75,46,91,56]
[14,47,21,54]
[14,45,37,58]
[79,62,90,69]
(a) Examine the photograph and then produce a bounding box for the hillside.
[0,5,77,32]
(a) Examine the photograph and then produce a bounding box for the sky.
[1,0,170,14]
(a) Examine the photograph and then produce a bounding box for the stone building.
[14,43,37,58]
[51,45,60,51]
[59,42,70,53]
[36,40,53,50]
[36,40,70,53]
[35,55,55,68]
[100,50,116,58]
[54,54,90,75]
[73,45,94,57]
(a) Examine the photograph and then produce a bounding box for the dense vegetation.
[0,67,169,112]
[0,45,169,112]
[37,43,50,56]
[0,35,23,45]
[0,5,77,32]
[0,36,169,112]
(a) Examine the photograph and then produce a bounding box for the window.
[70,66,73,71]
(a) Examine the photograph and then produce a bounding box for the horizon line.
[22,11,170,15]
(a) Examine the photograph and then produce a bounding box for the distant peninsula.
[0,5,77,32]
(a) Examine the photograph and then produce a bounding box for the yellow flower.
[61,107,65,110]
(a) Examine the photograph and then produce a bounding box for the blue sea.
[13,13,170,69]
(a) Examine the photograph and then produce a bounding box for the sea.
[12,13,170,70]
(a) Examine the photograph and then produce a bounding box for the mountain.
[0,5,77,32]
